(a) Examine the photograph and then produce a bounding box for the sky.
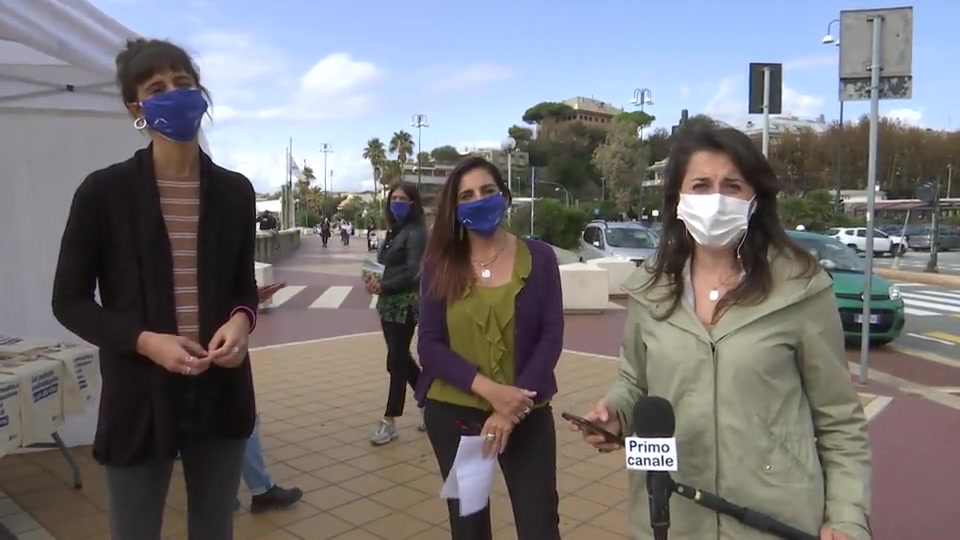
[92,0,958,194]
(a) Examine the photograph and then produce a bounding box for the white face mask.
[677,193,755,248]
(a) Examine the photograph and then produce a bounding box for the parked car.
[788,230,905,346]
[905,226,960,251]
[579,220,658,265]
[824,227,896,256]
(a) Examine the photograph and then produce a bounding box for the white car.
[825,227,895,256]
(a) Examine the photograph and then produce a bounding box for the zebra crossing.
[261,285,380,310]
[261,284,625,312]
[877,259,960,272]
[897,284,960,318]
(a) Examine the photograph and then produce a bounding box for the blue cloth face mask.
[139,88,208,143]
[457,193,506,237]
[390,201,412,222]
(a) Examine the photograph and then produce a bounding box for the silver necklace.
[708,289,720,302]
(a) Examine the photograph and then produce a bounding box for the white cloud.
[886,108,923,126]
[425,63,512,93]
[190,32,288,104]
[703,76,824,123]
[188,29,382,124]
[209,140,376,193]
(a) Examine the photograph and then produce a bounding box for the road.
[872,249,960,275]
[888,282,960,360]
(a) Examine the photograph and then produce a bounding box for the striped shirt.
[157,176,201,342]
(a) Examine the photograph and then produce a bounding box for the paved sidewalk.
[0,335,894,540]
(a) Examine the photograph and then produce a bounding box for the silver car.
[579,220,658,266]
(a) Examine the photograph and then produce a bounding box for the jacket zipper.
[710,340,721,539]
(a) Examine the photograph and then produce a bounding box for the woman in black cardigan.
[364,182,427,445]
[51,38,257,540]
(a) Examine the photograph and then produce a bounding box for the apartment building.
[537,96,623,139]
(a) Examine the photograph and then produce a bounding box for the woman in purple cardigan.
[416,156,564,540]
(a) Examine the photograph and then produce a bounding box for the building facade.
[537,96,623,139]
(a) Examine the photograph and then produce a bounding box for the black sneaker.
[250,485,303,514]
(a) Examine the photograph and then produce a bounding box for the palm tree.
[363,138,387,201]
[295,165,316,212]
[305,186,324,214]
[389,131,415,180]
[380,160,402,186]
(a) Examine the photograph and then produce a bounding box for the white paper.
[440,435,497,517]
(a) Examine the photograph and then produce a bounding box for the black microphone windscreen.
[631,396,676,437]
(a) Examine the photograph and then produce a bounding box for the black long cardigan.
[51,145,259,466]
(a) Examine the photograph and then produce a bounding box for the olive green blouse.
[426,240,532,410]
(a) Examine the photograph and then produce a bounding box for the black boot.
[250,485,303,514]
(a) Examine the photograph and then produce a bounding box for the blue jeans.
[241,416,273,496]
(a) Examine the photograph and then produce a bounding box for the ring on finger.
[230,346,240,356]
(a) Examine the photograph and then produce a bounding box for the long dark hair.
[384,182,425,230]
[647,123,817,322]
[423,156,512,302]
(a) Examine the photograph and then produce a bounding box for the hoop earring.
[133,117,148,130]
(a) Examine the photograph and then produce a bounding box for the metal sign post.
[838,6,913,384]
[748,63,782,157]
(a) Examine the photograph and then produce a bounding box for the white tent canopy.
[0,0,148,446]
[1,0,144,336]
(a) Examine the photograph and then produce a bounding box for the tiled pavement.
[0,334,883,540]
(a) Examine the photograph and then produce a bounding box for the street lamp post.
[540,180,571,206]
[501,137,516,194]
[320,143,333,201]
[373,166,383,206]
[631,88,654,139]
[411,114,429,189]
[822,19,843,213]
[502,137,517,222]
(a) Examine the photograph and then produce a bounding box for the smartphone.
[561,411,622,445]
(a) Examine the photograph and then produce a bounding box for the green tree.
[616,110,656,130]
[295,165,316,211]
[380,160,402,185]
[507,125,534,151]
[592,118,649,213]
[508,199,589,249]
[389,131,415,175]
[645,127,672,164]
[778,191,837,231]
[532,122,607,197]
[430,145,462,163]
[416,151,431,168]
[521,102,575,124]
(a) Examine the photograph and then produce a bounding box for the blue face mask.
[139,88,208,143]
[390,201,412,222]
[457,193,506,237]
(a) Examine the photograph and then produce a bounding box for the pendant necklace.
[708,289,720,302]
[474,237,507,280]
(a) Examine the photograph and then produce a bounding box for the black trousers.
[381,315,420,417]
[423,400,560,540]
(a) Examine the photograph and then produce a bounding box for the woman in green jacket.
[576,124,872,540]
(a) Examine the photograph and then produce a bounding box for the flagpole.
[287,137,293,228]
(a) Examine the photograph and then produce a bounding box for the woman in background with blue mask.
[417,156,563,539]
[365,182,428,445]
[51,38,258,539]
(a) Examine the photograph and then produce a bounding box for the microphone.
[625,397,818,540]
[629,397,677,540]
